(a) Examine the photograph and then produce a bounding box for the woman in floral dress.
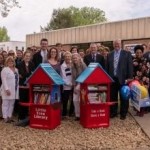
[133,45,150,116]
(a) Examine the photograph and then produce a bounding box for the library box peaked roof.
[76,63,113,84]
[27,63,64,85]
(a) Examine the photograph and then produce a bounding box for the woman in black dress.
[16,51,34,126]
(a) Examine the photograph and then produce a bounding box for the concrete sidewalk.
[130,108,150,139]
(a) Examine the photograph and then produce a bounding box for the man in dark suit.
[32,38,48,69]
[106,39,133,120]
[84,43,105,68]
[56,43,66,64]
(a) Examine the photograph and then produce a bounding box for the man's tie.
[114,52,119,76]
[92,54,96,62]
[43,51,47,63]
[25,64,29,73]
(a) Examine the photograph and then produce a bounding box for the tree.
[0,0,20,17]
[41,6,107,31]
[0,26,10,42]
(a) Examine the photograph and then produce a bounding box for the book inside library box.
[32,84,60,105]
[87,85,108,104]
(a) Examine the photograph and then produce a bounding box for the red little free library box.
[76,63,114,128]
[26,64,64,130]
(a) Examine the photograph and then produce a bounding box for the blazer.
[1,67,19,100]
[18,60,35,86]
[84,53,105,68]
[106,50,133,85]
[15,57,22,69]
[32,51,43,69]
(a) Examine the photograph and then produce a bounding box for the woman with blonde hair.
[61,51,74,118]
[72,53,87,120]
[8,50,16,59]
[1,56,19,123]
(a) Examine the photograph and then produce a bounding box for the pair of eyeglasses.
[8,61,14,62]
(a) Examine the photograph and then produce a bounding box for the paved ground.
[129,107,150,139]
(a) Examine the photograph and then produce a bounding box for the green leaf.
[0,26,10,42]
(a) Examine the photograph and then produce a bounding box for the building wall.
[123,39,150,46]
[26,17,150,47]
[0,41,26,52]
[123,38,150,53]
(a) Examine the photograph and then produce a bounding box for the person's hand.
[125,79,133,84]
[74,88,78,93]
[75,84,80,91]
[133,62,138,66]
[66,83,72,87]
[5,90,11,96]
[26,83,29,88]
[19,75,23,78]
[75,87,79,91]
[74,91,78,94]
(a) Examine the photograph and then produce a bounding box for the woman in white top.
[61,51,74,117]
[1,56,19,123]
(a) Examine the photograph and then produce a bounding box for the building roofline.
[0,41,25,43]
[26,16,150,36]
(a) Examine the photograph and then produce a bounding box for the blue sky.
[0,0,150,41]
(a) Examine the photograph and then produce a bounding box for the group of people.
[0,38,150,127]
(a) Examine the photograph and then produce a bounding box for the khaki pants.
[73,90,80,117]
